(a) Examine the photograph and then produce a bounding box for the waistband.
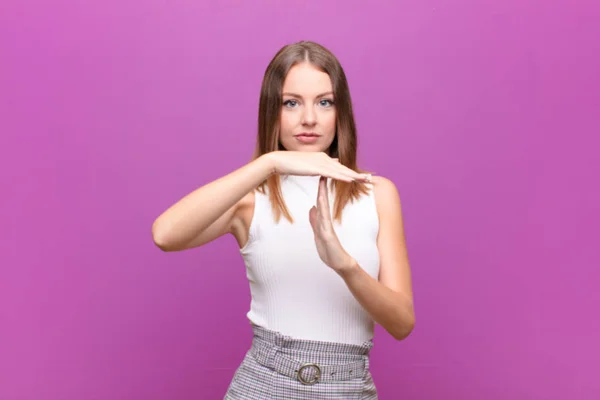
[249,324,373,385]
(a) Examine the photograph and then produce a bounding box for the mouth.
[294,132,321,144]
[295,132,321,138]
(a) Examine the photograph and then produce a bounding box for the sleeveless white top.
[239,175,381,345]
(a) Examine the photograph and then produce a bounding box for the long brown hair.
[251,41,372,224]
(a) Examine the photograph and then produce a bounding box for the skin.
[152,62,415,341]
[309,174,415,340]
[278,63,337,153]
[283,63,415,340]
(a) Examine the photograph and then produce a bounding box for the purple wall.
[2,0,599,399]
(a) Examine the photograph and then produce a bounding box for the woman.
[152,41,415,399]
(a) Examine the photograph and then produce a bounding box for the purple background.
[1,0,599,399]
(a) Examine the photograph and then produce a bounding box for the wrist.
[336,256,360,278]
[258,153,277,177]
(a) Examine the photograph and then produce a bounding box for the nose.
[302,105,317,126]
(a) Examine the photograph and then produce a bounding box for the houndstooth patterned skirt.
[224,325,378,399]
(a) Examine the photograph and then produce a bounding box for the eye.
[283,99,299,108]
[319,99,334,107]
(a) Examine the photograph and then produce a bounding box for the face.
[278,63,336,153]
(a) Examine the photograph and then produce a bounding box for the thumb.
[309,206,317,230]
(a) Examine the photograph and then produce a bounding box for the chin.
[280,139,334,154]
[297,146,325,152]
[287,146,330,154]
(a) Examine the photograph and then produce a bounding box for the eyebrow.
[282,91,334,98]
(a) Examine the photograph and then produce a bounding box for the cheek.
[279,112,296,134]
[324,111,337,133]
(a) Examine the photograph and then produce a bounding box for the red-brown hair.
[251,41,372,224]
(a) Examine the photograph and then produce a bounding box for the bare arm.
[152,150,368,252]
[337,176,415,340]
[151,154,274,252]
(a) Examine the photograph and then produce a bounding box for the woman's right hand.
[263,151,372,183]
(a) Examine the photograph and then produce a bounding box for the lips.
[295,133,320,144]
[296,133,320,137]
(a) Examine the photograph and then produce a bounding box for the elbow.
[393,321,415,341]
[391,311,415,341]
[152,219,176,252]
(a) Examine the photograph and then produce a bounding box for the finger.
[320,167,354,182]
[329,162,372,182]
[316,177,326,213]
[309,205,317,231]
[334,174,355,182]
[318,177,331,221]
[314,178,324,220]
[324,164,359,181]
[321,162,370,183]
[336,170,369,182]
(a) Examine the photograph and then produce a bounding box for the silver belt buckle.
[297,363,321,385]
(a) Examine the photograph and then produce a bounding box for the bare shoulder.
[370,175,402,216]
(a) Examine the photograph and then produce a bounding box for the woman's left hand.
[309,177,355,273]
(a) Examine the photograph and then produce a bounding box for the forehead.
[282,63,333,95]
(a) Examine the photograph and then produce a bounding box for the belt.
[250,345,367,385]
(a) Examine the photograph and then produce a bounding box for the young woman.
[152,41,415,399]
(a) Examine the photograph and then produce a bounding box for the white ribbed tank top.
[239,174,380,345]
